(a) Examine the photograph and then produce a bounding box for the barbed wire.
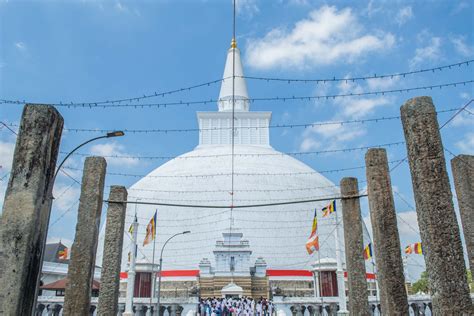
[0,77,226,107]
[240,60,473,83]
[104,193,367,209]
[63,156,402,178]
[2,80,472,108]
[62,141,405,162]
[3,108,459,135]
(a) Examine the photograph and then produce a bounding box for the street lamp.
[156,231,191,315]
[53,130,125,183]
[34,131,125,311]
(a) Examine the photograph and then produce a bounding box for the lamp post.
[34,131,125,311]
[156,231,191,316]
[52,130,125,183]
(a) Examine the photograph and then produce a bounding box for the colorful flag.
[322,200,336,217]
[413,242,423,254]
[143,210,157,246]
[129,214,137,234]
[363,243,373,260]
[306,209,319,254]
[58,248,68,260]
[405,242,423,255]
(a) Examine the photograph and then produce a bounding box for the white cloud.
[451,1,470,15]
[46,237,73,248]
[451,111,474,127]
[286,0,309,5]
[335,78,393,118]
[340,97,391,118]
[365,0,382,17]
[395,6,413,26]
[235,0,259,17]
[299,137,320,152]
[451,36,473,57]
[455,133,474,154]
[246,6,395,70]
[52,183,80,212]
[298,76,396,151]
[90,142,140,167]
[0,140,15,209]
[0,140,15,174]
[113,1,140,16]
[366,76,401,91]
[14,41,26,51]
[299,122,366,152]
[409,34,442,69]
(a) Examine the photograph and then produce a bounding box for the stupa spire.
[218,38,250,112]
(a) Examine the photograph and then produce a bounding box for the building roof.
[41,278,100,290]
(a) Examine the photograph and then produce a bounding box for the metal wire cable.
[2,80,471,108]
[240,59,473,83]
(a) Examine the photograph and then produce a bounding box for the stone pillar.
[400,96,472,314]
[340,177,369,316]
[365,148,408,315]
[97,186,128,316]
[63,157,107,315]
[451,155,474,270]
[0,105,63,315]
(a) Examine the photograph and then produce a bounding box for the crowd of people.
[198,297,274,316]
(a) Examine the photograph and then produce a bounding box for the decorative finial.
[231,38,237,49]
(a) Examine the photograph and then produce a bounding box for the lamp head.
[183,231,191,234]
[107,131,125,138]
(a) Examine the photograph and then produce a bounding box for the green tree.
[468,270,473,293]
[412,271,429,294]
[412,270,474,293]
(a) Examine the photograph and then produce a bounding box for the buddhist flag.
[413,242,423,254]
[306,209,319,254]
[322,200,336,217]
[129,214,137,234]
[143,210,157,246]
[405,242,423,255]
[363,243,373,260]
[58,248,68,260]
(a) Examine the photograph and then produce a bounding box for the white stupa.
[97,39,348,272]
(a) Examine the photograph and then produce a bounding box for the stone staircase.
[198,276,269,298]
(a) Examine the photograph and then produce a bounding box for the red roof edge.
[120,270,200,279]
[266,269,313,277]
[267,270,376,280]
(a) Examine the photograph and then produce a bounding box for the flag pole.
[150,211,157,308]
[124,215,138,316]
[318,239,323,310]
[334,203,348,315]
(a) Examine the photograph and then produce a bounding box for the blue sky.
[0,0,473,280]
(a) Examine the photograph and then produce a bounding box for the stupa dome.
[98,144,342,271]
[96,39,358,273]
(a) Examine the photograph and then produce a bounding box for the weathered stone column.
[340,177,369,316]
[63,157,107,316]
[365,148,408,315]
[451,155,474,270]
[401,96,472,314]
[0,105,63,315]
[97,185,128,316]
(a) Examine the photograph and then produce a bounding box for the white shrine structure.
[36,39,435,316]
